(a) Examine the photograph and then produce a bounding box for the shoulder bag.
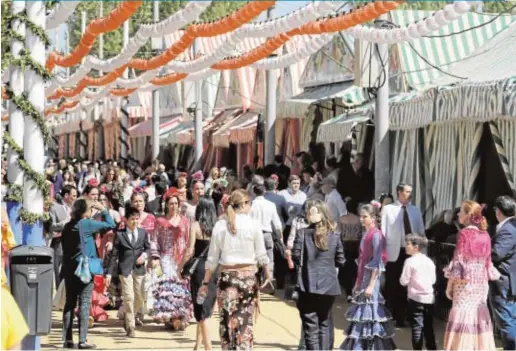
[74,220,103,284]
[181,244,210,278]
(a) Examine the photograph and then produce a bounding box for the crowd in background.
[1,149,515,351]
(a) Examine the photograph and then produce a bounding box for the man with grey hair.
[250,175,283,291]
[490,195,516,350]
[321,176,347,228]
[264,177,287,224]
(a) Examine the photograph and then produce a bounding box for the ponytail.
[226,204,237,235]
[225,189,251,236]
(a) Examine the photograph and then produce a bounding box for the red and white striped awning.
[129,114,182,139]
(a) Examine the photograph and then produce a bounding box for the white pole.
[264,6,277,165]
[23,9,45,351]
[374,16,390,198]
[6,0,25,244]
[151,0,160,161]
[193,38,203,169]
[120,19,130,167]
[79,11,87,159]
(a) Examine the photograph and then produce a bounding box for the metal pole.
[374,16,390,198]
[151,0,160,161]
[79,11,87,159]
[264,6,277,166]
[120,19,130,167]
[7,0,25,244]
[23,3,46,348]
[193,38,203,168]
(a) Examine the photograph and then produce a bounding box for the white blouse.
[205,213,270,271]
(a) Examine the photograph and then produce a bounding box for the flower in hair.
[270,174,279,182]
[178,172,188,179]
[87,178,99,187]
[100,185,109,194]
[471,213,483,225]
[221,194,230,207]
[192,170,204,182]
[133,187,144,194]
[370,200,381,209]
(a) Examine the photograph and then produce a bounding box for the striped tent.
[390,10,516,90]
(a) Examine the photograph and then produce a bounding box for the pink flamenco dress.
[443,226,500,350]
[151,215,193,330]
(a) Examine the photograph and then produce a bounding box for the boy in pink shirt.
[400,234,437,350]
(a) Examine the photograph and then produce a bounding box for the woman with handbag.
[150,190,193,329]
[61,199,116,350]
[178,197,219,350]
[292,200,345,350]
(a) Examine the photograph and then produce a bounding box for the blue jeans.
[62,273,94,344]
[489,276,516,351]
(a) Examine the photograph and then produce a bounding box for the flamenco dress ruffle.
[150,275,193,326]
[340,292,397,350]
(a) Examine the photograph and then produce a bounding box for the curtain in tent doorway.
[489,119,516,195]
[425,122,482,223]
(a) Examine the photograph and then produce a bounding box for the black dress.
[190,237,218,321]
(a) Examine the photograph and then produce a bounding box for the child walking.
[400,234,437,350]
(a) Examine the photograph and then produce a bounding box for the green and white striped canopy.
[390,10,516,90]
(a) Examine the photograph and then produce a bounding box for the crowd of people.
[1,152,515,351]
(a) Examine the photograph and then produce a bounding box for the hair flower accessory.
[133,186,144,194]
[178,172,188,179]
[87,178,99,187]
[470,212,483,225]
[100,185,109,194]
[370,200,381,209]
[221,194,230,207]
[270,174,279,182]
[192,170,204,182]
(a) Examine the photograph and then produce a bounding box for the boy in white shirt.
[400,234,437,350]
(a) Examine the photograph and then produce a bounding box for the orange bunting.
[46,1,143,71]
[48,1,404,115]
[48,65,128,100]
[44,101,80,116]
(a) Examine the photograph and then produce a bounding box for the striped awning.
[277,82,367,119]
[317,107,372,143]
[228,111,260,144]
[129,114,181,139]
[390,10,516,90]
[213,111,258,148]
[389,90,436,130]
[166,120,195,145]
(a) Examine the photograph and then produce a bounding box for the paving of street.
[42,292,448,350]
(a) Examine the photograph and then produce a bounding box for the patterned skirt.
[444,280,497,351]
[217,270,259,350]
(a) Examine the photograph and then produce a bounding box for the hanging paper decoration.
[46,1,143,71]
[46,1,81,30]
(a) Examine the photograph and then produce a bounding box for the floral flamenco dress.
[443,226,500,350]
[341,227,397,350]
[151,215,193,330]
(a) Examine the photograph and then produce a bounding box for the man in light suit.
[106,206,150,338]
[381,182,425,327]
[490,195,516,350]
[49,184,77,288]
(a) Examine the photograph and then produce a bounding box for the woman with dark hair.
[292,200,345,350]
[443,200,500,350]
[63,170,77,188]
[178,197,218,350]
[151,191,192,329]
[182,180,205,226]
[61,199,116,349]
[341,203,396,350]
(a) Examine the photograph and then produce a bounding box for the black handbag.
[272,231,286,260]
[291,228,306,302]
[181,245,209,278]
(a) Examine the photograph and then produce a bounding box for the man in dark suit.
[49,185,77,288]
[490,195,516,350]
[106,206,150,337]
[274,155,291,191]
[145,181,167,216]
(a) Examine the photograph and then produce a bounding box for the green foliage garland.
[2,2,52,225]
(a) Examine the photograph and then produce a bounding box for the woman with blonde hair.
[198,189,271,350]
[292,200,345,350]
[443,200,500,350]
[205,167,220,196]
